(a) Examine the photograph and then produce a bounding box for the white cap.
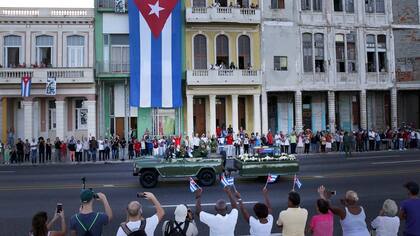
[174,204,188,222]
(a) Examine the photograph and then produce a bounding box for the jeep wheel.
[198,169,216,186]
[139,170,158,188]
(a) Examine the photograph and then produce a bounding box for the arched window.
[302,33,313,72]
[238,35,251,69]
[3,35,22,68]
[67,35,85,67]
[193,34,207,69]
[216,35,229,68]
[36,35,54,66]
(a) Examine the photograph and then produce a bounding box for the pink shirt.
[309,211,333,236]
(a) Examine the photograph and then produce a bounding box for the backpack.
[164,220,189,236]
[120,220,146,236]
[75,213,99,236]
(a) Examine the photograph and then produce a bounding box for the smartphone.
[137,192,147,199]
[330,191,337,195]
[56,203,63,213]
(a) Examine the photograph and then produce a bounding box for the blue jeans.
[90,149,97,162]
[31,150,37,164]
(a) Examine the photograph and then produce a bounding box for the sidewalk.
[1,159,135,167]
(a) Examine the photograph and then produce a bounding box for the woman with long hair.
[31,208,66,236]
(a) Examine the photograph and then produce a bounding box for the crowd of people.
[1,124,420,164]
[30,181,420,236]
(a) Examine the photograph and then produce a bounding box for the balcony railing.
[366,72,392,85]
[186,7,260,23]
[0,7,94,18]
[187,69,262,85]
[0,68,94,84]
[302,73,328,85]
[96,62,130,75]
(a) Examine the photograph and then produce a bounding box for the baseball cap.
[80,189,94,203]
[174,204,188,222]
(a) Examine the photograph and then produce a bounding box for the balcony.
[96,62,129,77]
[366,72,393,86]
[0,7,94,18]
[0,68,94,84]
[336,73,359,84]
[187,69,262,85]
[301,73,328,86]
[186,7,260,24]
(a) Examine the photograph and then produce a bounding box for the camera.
[137,192,147,199]
[81,177,99,199]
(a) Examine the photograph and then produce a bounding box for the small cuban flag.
[294,174,302,190]
[267,174,278,184]
[21,75,31,97]
[221,174,234,187]
[189,177,200,193]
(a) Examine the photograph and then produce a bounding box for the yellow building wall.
[1,98,7,142]
[226,96,232,127]
[245,95,254,133]
[185,26,260,70]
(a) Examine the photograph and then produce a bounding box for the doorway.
[193,98,206,135]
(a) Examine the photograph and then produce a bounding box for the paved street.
[1,150,419,236]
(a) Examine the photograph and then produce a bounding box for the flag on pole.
[21,75,31,97]
[128,0,182,108]
[267,174,278,184]
[294,174,302,189]
[221,174,234,187]
[189,177,200,193]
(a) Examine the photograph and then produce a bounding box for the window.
[48,100,56,130]
[365,0,385,13]
[192,0,206,7]
[36,35,53,66]
[334,0,354,13]
[335,32,357,73]
[193,34,207,69]
[67,35,85,67]
[216,35,229,68]
[271,0,285,9]
[152,109,176,136]
[366,34,387,72]
[110,34,129,72]
[301,0,310,10]
[238,35,251,69]
[274,56,288,71]
[302,33,313,72]
[75,100,88,130]
[3,35,22,68]
[313,0,322,11]
[237,0,249,8]
[314,33,325,72]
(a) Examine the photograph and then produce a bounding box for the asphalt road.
[1,150,420,236]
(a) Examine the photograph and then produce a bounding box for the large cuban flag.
[128,0,182,108]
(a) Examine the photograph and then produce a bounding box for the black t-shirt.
[55,141,62,149]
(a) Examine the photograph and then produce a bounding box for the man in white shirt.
[116,192,165,236]
[195,186,238,236]
[276,191,308,236]
[98,138,104,161]
[193,134,200,150]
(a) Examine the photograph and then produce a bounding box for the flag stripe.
[151,32,162,107]
[161,15,172,108]
[139,13,152,107]
[129,0,140,107]
[171,0,182,107]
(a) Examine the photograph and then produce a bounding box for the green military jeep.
[133,157,223,188]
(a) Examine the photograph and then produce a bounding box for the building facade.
[95,0,183,139]
[0,8,96,141]
[185,0,262,137]
[262,0,397,134]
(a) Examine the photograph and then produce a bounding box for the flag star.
[148,1,164,18]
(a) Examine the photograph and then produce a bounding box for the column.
[231,94,238,134]
[261,91,269,134]
[253,94,261,134]
[391,87,398,129]
[328,91,336,133]
[22,100,33,140]
[186,95,194,137]
[55,100,65,140]
[295,91,303,132]
[85,100,97,138]
[360,90,367,130]
[209,95,216,136]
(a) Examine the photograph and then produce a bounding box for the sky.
[0,0,93,8]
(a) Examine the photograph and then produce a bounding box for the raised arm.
[262,187,273,214]
[318,186,346,220]
[195,188,203,215]
[144,192,165,221]
[50,211,66,236]
[234,191,250,223]
[224,187,237,209]
[96,193,113,223]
